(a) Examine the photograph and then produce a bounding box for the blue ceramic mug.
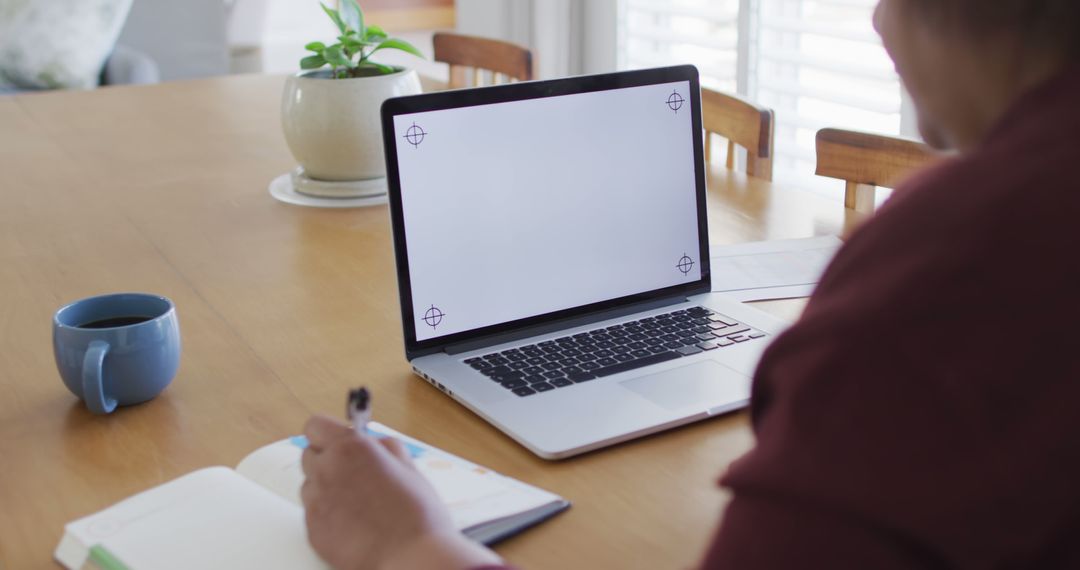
[53,293,181,414]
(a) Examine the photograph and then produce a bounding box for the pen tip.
[348,387,370,411]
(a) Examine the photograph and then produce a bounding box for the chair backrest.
[433,32,533,89]
[701,88,775,181]
[815,128,939,212]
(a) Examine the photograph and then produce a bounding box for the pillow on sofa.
[0,0,134,90]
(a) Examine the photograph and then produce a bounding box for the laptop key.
[464,357,482,364]
[613,353,634,362]
[749,332,766,339]
[550,378,574,388]
[597,357,618,366]
[648,345,668,354]
[630,349,652,358]
[580,362,601,371]
[716,325,751,336]
[470,361,493,370]
[567,372,596,383]
[680,338,700,346]
[525,375,547,384]
[716,338,736,347]
[730,336,749,343]
[501,379,528,389]
[543,370,566,379]
[593,351,681,378]
[532,382,556,392]
[708,315,738,326]
[513,386,537,397]
[494,371,525,382]
[697,342,719,351]
[488,365,514,376]
[676,345,703,356]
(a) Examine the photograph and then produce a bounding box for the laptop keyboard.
[463,306,767,397]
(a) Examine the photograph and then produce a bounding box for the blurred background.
[109,0,911,198]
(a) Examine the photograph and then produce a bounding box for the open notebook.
[55,422,569,570]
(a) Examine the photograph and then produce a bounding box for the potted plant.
[281,0,424,198]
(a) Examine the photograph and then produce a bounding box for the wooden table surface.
[0,74,864,569]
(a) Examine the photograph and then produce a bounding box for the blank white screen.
[394,80,702,342]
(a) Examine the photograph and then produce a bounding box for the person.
[299,0,1080,567]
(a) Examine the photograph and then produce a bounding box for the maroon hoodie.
[702,68,1080,568]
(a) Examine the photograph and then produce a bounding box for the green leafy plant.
[300,0,424,78]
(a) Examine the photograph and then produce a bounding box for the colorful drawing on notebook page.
[289,429,425,459]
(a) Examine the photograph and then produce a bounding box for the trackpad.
[620,361,749,411]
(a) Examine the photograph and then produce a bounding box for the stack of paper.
[710,236,842,302]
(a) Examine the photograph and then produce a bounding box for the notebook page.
[61,467,327,570]
[237,423,564,534]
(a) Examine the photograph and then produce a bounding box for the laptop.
[380,65,788,459]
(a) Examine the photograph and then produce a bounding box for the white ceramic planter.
[281,68,422,183]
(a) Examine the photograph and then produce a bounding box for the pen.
[347,387,371,437]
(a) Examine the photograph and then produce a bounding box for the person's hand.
[300,415,503,570]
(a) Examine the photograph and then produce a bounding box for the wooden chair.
[701,88,775,181]
[433,32,533,89]
[815,128,939,213]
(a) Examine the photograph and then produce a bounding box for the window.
[620,0,907,195]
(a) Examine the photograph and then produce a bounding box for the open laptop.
[380,65,788,459]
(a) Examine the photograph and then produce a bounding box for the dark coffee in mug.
[77,316,154,329]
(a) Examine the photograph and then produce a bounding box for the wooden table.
[0,74,864,569]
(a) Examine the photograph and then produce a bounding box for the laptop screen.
[384,68,708,349]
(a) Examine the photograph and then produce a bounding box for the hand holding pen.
[300,386,504,569]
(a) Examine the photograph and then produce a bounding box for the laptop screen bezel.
[381,65,711,360]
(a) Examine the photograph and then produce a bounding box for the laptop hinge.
[444,295,689,356]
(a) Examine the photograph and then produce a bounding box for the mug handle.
[82,340,118,414]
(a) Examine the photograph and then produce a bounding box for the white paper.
[709,236,842,301]
[61,468,327,570]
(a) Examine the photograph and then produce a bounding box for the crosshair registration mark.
[667,90,685,113]
[677,254,695,275]
[404,122,427,148]
[422,305,445,329]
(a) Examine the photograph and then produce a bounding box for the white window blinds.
[620,0,905,194]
